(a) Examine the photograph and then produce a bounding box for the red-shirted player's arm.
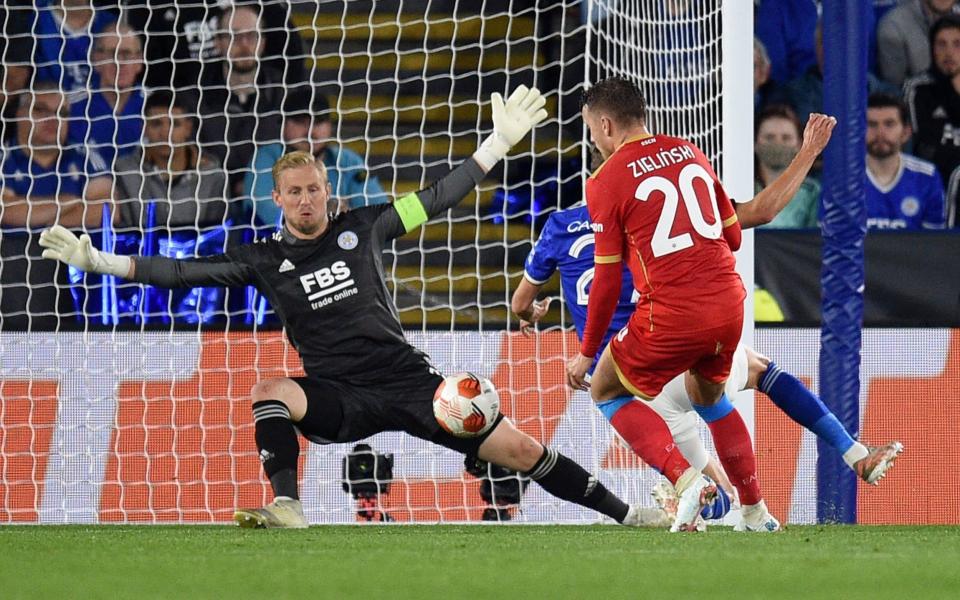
[692,144,741,252]
[581,261,623,357]
[718,182,742,251]
[581,177,625,358]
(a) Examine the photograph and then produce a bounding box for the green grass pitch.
[1,525,957,599]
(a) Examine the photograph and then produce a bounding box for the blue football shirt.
[524,204,638,364]
[33,1,117,97]
[68,81,145,169]
[1,143,107,199]
[865,154,946,230]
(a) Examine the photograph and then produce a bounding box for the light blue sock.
[595,396,634,422]
[690,393,734,423]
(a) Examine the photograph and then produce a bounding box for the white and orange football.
[433,372,500,437]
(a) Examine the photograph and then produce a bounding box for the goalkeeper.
[40,87,650,529]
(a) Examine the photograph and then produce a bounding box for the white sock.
[842,443,869,468]
[741,499,768,521]
[673,466,701,496]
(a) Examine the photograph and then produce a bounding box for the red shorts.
[609,311,744,399]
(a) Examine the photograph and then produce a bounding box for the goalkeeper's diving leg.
[476,418,650,526]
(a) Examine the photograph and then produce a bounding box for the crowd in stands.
[755,0,960,230]
[0,1,388,327]
[1,1,386,228]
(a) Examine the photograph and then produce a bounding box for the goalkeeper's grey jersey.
[133,159,485,383]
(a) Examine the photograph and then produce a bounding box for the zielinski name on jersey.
[299,260,358,310]
[627,144,695,177]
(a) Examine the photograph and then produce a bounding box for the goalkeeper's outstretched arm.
[379,85,548,239]
[38,225,252,288]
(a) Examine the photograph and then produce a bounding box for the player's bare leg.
[234,377,309,529]
[475,418,544,472]
[589,348,717,531]
[684,369,726,406]
[476,418,646,525]
[743,346,771,389]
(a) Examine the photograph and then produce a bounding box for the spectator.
[125,0,305,93]
[113,90,230,324]
[196,3,284,199]
[946,163,960,225]
[875,0,907,25]
[755,0,819,84]
[1,81,111,230]
[785,19,900,126]
[114,91,227,231]
[244,92,388,226]
[754,105,820,229]
[877,0,960,87]
[0,82,111,329]
[1,1,33,140]
[68,20,145,170]
[905,15,960,181]
[866,93,946,229]
[32,0,118,101]
[754,37,787,112]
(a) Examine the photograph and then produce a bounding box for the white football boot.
[735,500,780,532]
[670,469,717,532]
[234,496,308,529]
[651,481,678,520]
[622,504,673,528]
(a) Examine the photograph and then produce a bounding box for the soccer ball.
[433,372,500,437]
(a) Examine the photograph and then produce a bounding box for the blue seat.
[68,203,233,325]
[144,223,229,324]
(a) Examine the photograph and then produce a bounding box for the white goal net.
[0,0,751,524]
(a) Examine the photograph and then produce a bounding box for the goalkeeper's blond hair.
[272,151,328,190]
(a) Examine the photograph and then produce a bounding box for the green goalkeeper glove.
[39,224,131,277]
[473,85,549,171]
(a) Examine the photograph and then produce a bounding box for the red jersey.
[580,134,744,357]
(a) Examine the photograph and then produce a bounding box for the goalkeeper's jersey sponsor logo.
[299,260,358,310]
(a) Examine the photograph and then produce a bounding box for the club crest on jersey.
[338,231,359,250]
[900,197,920,217]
